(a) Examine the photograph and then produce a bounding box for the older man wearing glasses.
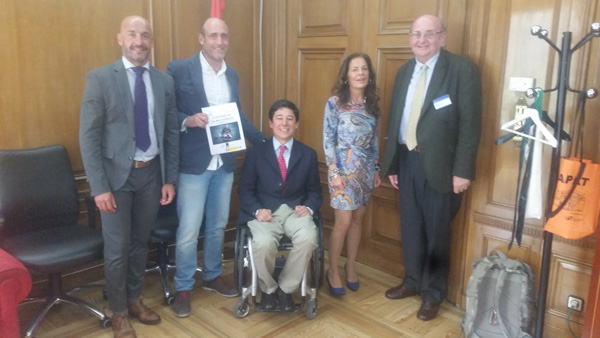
[381,14,482,321]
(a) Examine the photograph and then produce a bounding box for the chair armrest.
[0,249,32,338]
[85,196,97,229]
[0,249,31,301]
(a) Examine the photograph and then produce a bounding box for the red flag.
[211,0,225,19]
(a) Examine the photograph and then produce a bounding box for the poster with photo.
[203,102,246,155]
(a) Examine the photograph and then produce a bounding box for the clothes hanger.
[495,110,571,146]
[501,88,558,148]
[500,107,558,147]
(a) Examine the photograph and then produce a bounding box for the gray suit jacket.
[79,59,179,196]
[381,49,482,193]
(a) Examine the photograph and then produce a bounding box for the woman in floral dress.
[323,52,381,295]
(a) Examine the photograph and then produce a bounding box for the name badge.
[433,94,452,110]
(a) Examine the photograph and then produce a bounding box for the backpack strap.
[492,252,534,338]
[462,253,503,336]
[463,258,490,335]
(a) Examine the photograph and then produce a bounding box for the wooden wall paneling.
[462,0,513,222]
[0,0,150,171]
[583,230,600,338]
[169,0,209,63]
[150,0,174,71]
[543,241,593,337]
[297,50,346,156]
[361,186,403,275]
[298,0,348,37]
[222,0,256,125]
[254,0,288,134]
[490,1,558,214]
[377,0,442,34]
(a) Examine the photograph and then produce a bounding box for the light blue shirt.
[122,57,158,161]
[398,52,440,144]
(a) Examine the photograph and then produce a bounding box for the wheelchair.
[233,211,324,319]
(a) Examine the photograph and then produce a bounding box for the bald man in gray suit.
[79,16,179,338]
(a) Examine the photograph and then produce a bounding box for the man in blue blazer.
[238,100,322,311]
[381,15,482,321]
[166,17,265,317]
[80,16,179,338]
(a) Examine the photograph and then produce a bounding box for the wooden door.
[284,0,470,303]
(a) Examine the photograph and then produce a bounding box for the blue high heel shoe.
[345,264,359,292]
[326,270,346,296]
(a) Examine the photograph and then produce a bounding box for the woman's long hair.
[332,52,380,118]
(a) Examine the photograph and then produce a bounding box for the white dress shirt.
[200,51,232,170]
[398,52,440,144]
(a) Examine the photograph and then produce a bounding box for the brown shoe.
[385,285,418,299]
[202,276,239,297]
[417,301,440,321]
[128,298,161,325]
[112,313,137,338]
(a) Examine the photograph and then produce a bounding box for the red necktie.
[278,145,287,191]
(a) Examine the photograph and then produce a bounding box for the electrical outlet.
[568,295,584,312]
[509,77,536,92]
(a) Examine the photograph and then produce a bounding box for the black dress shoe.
[277,288,294,312]
[385,285,418,299]
[417,301,440,321]
[260,292,277,310]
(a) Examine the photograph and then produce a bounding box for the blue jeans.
[174,168,233,291]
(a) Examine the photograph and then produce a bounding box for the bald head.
[117,16,153,66]
[200,17,227,35]
[411,15,445,33]
[198,17,229,71]
[409,14,446,63]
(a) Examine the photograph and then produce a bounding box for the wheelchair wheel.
[306,298,317,319]
[100,317,112,328]
[233,299,250,318]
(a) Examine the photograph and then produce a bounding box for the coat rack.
[526,23,599,338]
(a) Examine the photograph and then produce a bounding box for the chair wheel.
[101,318,112,328]
[166,295,176,305]
[306,298,317,319]
[233,299,250,318]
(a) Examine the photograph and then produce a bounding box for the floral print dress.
[323,96,379,210]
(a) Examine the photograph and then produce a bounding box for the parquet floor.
[18,255,465,337]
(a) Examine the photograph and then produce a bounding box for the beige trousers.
[247,204,318,294]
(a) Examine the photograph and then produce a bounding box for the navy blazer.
[166,53,265,175]
[238,138,323,224]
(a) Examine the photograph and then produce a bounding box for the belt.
[132,157,157,169]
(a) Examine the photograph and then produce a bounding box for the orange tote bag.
[545,157,600,239]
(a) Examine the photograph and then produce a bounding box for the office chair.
[0,145,110,337]
[144,197,203,305]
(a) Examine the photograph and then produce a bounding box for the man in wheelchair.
[238,99,323,311]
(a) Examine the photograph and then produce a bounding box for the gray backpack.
[461,250,535,338]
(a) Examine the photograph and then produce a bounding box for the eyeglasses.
[409,30,444,40]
